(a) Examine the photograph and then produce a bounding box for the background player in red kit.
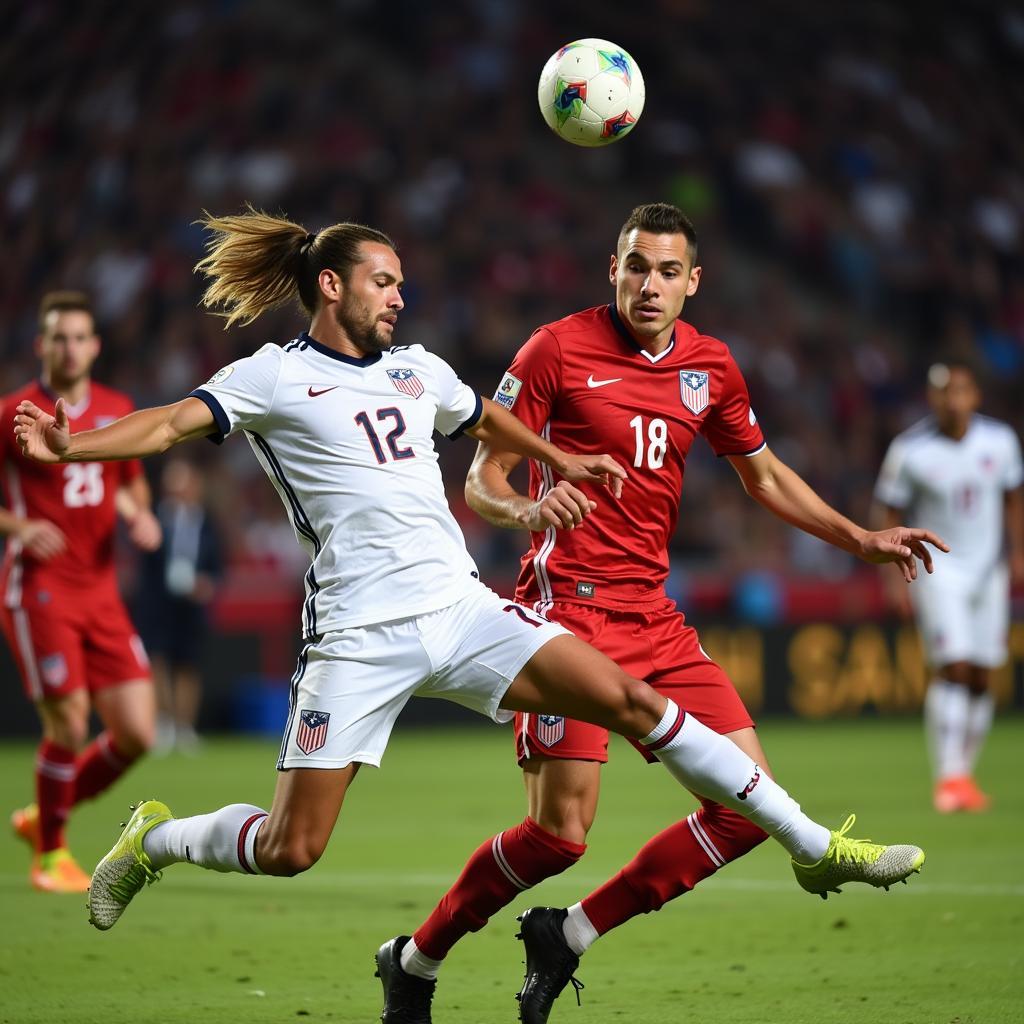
[379,204,947,1023]
[0,292,162,892]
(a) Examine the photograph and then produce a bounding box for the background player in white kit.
[15,209,936,946]
[875,361,1024,812]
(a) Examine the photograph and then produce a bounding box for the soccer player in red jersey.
[0,292,161,892]
[380,204,947,1023]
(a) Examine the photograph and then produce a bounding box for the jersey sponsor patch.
[535,714,565,747]
[575,581,596,598]
[679,370,710,415]
[296,709,331,755]
[387,368,424,399]
[493,372,522,410]
[205,365,235,386]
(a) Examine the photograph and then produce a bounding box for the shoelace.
[107,860,160,904]
[831,814,884,864]
[569,976,585,1007]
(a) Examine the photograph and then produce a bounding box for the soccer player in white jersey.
[15,211,937,990]
[875,361,1023,813]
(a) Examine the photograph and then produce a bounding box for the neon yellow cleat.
[32,848,91,893]
[88,800,171,931]
[791,814,925,900]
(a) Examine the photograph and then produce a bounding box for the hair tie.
[304,232,317,248]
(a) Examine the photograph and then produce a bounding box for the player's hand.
[14,399,70,463]
[857,526,950,582]
[16,519,68,561]
[127,509,162,552]
[525,481,598,531]
[557,453,627,498]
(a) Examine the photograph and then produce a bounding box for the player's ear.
[686,264,701,297]
[609,253,619,286]
[318,268,342,303]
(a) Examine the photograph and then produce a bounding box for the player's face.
[36,310,100,386]
[929,367,980,428]
[611,230,701,346]
[334,243,405,355]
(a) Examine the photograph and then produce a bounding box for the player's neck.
[41,373,90,407]
[307,314,381,361]
[938,418,970,441]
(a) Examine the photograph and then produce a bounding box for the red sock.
[413,817,585,960]
[73,732,138,805]
[581,800,768,935]
[36,740,77,853]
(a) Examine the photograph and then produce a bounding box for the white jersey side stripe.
[12,609,42,700]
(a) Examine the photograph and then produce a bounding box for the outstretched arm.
[464,397,626,531]
[729,446,949,581]
[14,397,216,464]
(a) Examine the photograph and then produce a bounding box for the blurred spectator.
[2,1,1022,618]
[136,458,222,752]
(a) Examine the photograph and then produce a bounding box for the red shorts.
[1,587,150,702]
[515,599,753,765]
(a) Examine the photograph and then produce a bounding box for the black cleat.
[515,907,584,1024]
[374,936,436,1024]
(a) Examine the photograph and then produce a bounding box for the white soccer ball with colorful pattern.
[537,39,644,147]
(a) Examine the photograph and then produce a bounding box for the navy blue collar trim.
[300,332,382,367]
[606,304,675,356]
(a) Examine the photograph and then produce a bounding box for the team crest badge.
[40,653,68,689]
[535,714,565,747]
[296,710,331,755]
[679,370,709,415]
[387,368,424,399]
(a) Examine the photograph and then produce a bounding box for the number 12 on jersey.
[354,408,415,464]
[629,415,668,469]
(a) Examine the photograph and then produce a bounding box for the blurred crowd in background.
[3,0,1023,622]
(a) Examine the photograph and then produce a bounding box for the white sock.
[143,803,268,874]
[400,937,443,980]
[562,902,599,956]
[964,691,995,774]
[924,680,969,780]
[644,701,831,863]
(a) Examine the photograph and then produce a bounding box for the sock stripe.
[97,733,129,770]
[644,707,686,752]
[491,833,529,890]
[237,813,268,874]
[687,812,725,867]
[36,757,76,781]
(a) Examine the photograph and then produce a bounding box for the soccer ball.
[537,39,645,147]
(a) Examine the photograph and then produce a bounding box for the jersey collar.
[607,304,676,363]
[38,378,92,418]
[300,331,382,367]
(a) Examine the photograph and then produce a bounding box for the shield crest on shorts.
[679,370,709,415]
[535,714,565,747]
[296,710,331,755]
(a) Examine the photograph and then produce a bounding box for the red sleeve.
[0,399,9,468]
[492,327,561,433]
[700,352,765,457]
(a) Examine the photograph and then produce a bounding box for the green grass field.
[1,717,1021,1024]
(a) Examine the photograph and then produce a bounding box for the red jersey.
[0,380,143,606]
[494,304,764,611]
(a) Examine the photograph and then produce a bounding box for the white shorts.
[277,583,570,769]
[911,563,1010,669]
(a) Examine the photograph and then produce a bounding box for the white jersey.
[875,414,1023,579]
[191,333,484,637]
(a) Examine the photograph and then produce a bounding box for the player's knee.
[258,833,326,877]
[44,710,90,750]
[613,674,663,736]
[112,723,156,758]
[533,804,593,846]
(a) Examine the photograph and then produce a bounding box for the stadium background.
[2,0,1023,733]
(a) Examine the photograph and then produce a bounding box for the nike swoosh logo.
[586,375,623,389]
[307,385,339,397]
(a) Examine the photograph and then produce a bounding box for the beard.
[335,296,391,355]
